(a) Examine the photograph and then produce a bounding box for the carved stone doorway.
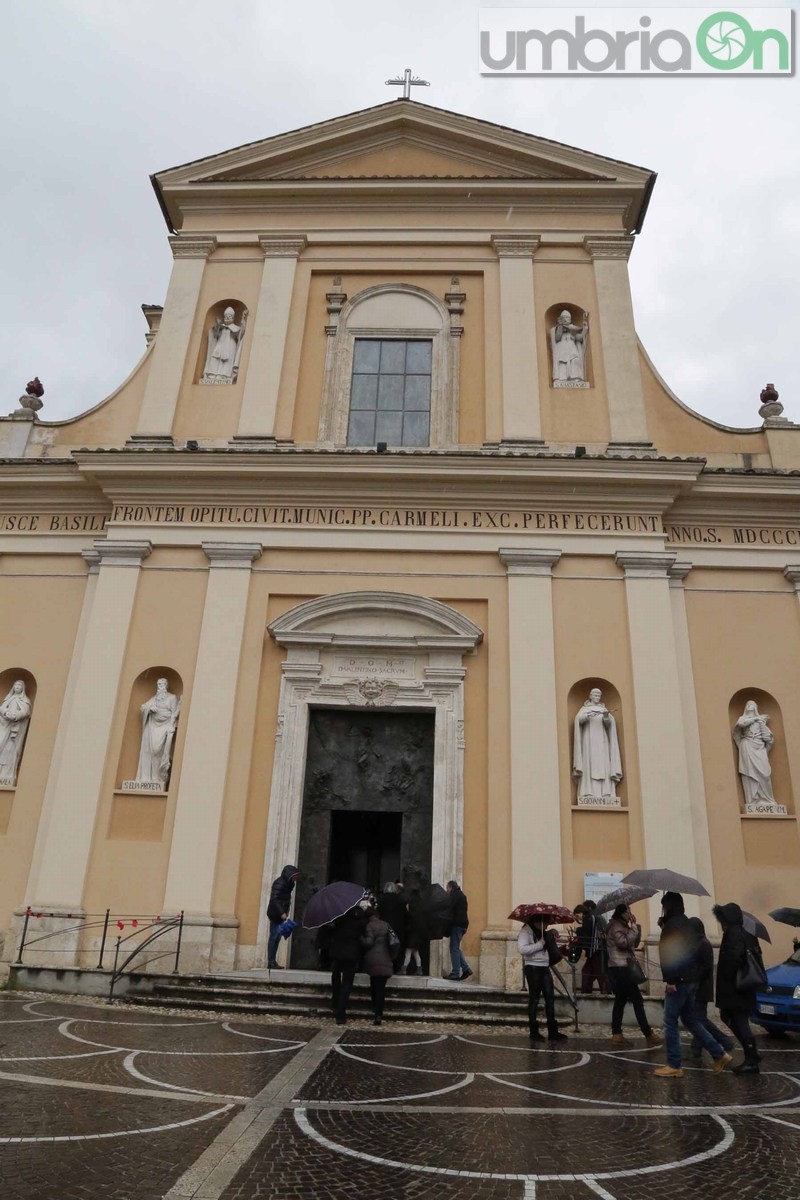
[291,708,434,969]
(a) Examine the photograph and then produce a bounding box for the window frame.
[346,336,433,448]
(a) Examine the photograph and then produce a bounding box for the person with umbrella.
[606,903,662,1049]
[655,892,733,1078]
[714,902,766,1074]
[266,864,298,969]
[515,904,569,1043]
[328,898,370,1025]
[687,916,735,1063]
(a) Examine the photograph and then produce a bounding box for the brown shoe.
[713,1052,733,1074]
[654,1065,684,1078]
[646,1032,663,1047]
[611,1034,632,1047]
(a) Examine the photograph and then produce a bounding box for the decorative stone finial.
[8,378,44,420]
[759,382,784,420]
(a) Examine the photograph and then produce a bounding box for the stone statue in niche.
[0,680,33,786]
[733,700,786,814]
[551,309,590,388]
[124,679,182,791]
[572,687,623,806]
[200,306,246,384]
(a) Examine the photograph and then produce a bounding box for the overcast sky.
[4,1,797,429]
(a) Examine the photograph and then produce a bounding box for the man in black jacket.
[266,864,298,968]
[655,892,732,1078]
[445,880,473,981]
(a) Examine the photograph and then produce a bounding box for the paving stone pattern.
[1,993,799,1198]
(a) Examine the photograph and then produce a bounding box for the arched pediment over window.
[269,590,483,653]
[318,283,461,449]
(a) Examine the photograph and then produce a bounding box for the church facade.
[1,100,799,986]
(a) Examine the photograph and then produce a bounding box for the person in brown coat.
[361,909,395,1025]
[606,903,662,1048]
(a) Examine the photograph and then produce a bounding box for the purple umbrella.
[302,882,366,929]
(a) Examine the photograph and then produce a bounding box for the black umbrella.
[742,911,771,944]
[302,881,366,929]
[622,868,710,898]
[769,907,800,928]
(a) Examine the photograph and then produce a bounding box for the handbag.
[627,953,647,986]
[546,930,564,967]
[385,925,401,955]
[736,948,768,991]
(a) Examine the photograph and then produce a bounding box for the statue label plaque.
[575,795,622,808]
[121,780,166,793]
[745,802,787,816]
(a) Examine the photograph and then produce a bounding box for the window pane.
[380,341,406,374]
[353,340,381,373]
[406,340,432,373]
[350,373,378,410]
[404,375,431,410]
[377,375,404,409]
[347,410,376,446]
[375,411,403,444]
[402,411,430,447]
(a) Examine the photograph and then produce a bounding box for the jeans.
[607,965,651,1036]
[524,965,558,1036]
[690,1001,735,1056]
[331,961,357,1022]
[449,927,470,977]
[664,982,725,1068]
[267,921,282,964]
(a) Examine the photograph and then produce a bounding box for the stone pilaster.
[491,236,543,445]
[23,540,151,943]
[131,235,216,445]
[498,548,562,912]
[233,236,306,445]
[162,542,262,970]
[616,550,701,922]
[584,236,651,449]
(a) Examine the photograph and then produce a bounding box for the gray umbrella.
[595,884,655,916]
[742,911,771,943]
[770,907,800,928]
[622,868,710,898]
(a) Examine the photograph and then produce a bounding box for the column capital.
[499,547,561,576]
[616,550,676,579]
[783,564,800,588]
[202,541,262,568]
[491,234,541,258]
[80,547,102,574]
[583,235,635,261]
[168,235,217,260]
[258,235,307,258]
[92,539,152,567]
[668,561,693,587]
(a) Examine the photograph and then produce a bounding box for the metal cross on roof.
[385,68,431,100]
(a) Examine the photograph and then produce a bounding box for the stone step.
[150,981,532,1012]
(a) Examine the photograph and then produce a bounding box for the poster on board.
[583,872,623,904]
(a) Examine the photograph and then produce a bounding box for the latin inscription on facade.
[333,655,415,678]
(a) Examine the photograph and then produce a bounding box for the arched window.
[319,284,460,447]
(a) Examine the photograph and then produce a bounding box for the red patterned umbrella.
[508,903,576,924]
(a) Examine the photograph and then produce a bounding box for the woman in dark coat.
[361,909,394,1024]
[714,902,764,1074]
[328,903,368,1025]
[403,889,430,976]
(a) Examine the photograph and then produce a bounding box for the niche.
[195,299,248,385]
[546,302,592,389]
[0,668,37,790]
[567,678,626,808]
[729,688,793,815]
[116,667,183,793]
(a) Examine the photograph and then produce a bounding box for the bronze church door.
[291,708,435,969]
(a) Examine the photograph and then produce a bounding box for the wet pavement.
[1,993,799,1199]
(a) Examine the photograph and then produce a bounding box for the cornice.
[783,565,800,588]
[258,235,307,258]
[668,561,693,586]
[93,538,152,567]
[615,550,676,578]
[168,235,217,260]
[583,235,635,261]
[491,234,541,258]
[498,547,561,575]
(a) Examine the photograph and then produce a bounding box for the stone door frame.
[256,591,483,966]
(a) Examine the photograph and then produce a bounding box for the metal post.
[15,907,31,965]
[109,936,121,1001]
[96,909,110,969]
[173,911,184,974]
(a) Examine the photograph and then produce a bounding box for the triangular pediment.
[155,100,652,190]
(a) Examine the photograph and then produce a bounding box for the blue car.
[754,944,800,1035]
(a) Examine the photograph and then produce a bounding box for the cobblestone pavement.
[1,993,799,1199]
